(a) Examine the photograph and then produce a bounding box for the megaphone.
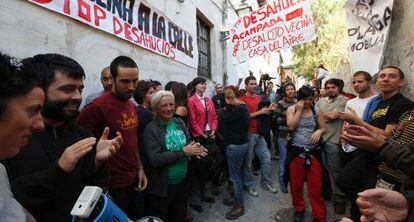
[71,186,163,222]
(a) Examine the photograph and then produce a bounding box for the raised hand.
[341,125,385,151]
[295,100,305,113]
[95,127,123,167]
[58,137,96,173]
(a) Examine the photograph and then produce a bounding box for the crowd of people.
[0,51,413,222]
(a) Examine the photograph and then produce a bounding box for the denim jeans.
[278,137,287,186]
[226,143,249,205]
[243,133,273,188]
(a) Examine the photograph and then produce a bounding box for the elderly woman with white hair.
[143,90,207,222]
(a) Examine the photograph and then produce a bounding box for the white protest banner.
[26,0,198,68]
[229,0,316,63]
[345,0,393,75]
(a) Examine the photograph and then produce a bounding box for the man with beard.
[3,53,123,222]
[84,66,113,105]
[315,78,349,216]
[77,56,147,220]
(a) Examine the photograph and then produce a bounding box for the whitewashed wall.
[0,0,280,102]
[0,0,227,102]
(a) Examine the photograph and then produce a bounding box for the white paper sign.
[345,0,393,75]
[27,0,198,68]
[229,0,316,63]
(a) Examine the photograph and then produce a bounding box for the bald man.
[85,66,113,104]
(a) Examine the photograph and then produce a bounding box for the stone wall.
[382,0,414,100]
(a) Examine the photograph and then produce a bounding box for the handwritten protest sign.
[27,0,198,68]
[345,0,393,75]
[229,0,316,63]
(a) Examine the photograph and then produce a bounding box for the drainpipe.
[222,0,228,85]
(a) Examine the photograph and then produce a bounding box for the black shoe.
[202,196,215,203]
[294,211,305,222]
[223,196,235,206]
[190,205,203,213]
[253,169,259,176]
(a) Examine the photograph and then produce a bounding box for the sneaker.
[225,203,245,220]
[263,184,278,193]
[293,211,305,222]
[223,196,235,206]
[246,188,259,197]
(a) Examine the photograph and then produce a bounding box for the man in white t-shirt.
[339,71,376,161]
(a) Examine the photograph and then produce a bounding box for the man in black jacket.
[212,83,225,110]
[3,54,122,222]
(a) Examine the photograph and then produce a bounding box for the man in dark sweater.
[212,83,225,110]
[3,54,122,222]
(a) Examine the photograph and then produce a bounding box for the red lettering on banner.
[131,27,140,43]
[31,0,52,3]
[113,17,123,35]
[168,46,176,59]
[78,0,91,23]
[286,8,303,21]
[93,5,106,27]
[63,0,71,15]
[243,16,252,30]
[284,16,312,34]
[243,0,305,29]
[112,16,176,59]
[124,23,134,42]
[248,45,269,57]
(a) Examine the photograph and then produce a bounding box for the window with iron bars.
[196,18,211,79]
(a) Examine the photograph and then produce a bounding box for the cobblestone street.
[191,159,336,222]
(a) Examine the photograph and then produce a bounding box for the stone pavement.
[191,159,336,222]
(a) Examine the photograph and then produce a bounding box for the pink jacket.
[187,93,218,138]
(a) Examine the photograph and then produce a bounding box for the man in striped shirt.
[274,83,296,193]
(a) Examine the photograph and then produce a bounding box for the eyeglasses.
[225,96,235,100]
